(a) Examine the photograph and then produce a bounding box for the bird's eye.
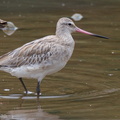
[68,23,72,26]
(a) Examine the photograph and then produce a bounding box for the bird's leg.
[36,81,41,97]
[19,78,28,94]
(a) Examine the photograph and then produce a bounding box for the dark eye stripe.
[61,23,73,26]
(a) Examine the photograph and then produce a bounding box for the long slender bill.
[76,27,109,39]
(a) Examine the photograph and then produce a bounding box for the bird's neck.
[56,30,75,49]
[56,28,73,40]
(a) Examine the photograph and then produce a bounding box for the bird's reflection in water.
[0,95,65,120]
[1,108,62,120]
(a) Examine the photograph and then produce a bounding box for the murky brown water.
[0,0,120,119]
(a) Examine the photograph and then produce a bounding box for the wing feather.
[0,36,61,68]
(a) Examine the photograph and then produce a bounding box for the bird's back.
[0,35,74,79]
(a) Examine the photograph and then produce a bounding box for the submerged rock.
[0,19,7,28]
[0,19,18,35]
[71,13,83,21]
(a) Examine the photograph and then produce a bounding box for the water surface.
[0,0,120,119]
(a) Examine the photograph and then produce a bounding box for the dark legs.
[19,78,28,94]
[36,81,41,97]
[19,78,41,97]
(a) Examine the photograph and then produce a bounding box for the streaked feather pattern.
[0,35,73,69]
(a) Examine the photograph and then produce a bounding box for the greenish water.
[0,0,120,119]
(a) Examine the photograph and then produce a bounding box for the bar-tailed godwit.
[0,17,108,96]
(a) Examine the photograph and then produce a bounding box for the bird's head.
[56,17,109,39]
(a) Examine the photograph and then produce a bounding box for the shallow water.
[0,0,120,119]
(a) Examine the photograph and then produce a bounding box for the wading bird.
[0,17,108,97]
